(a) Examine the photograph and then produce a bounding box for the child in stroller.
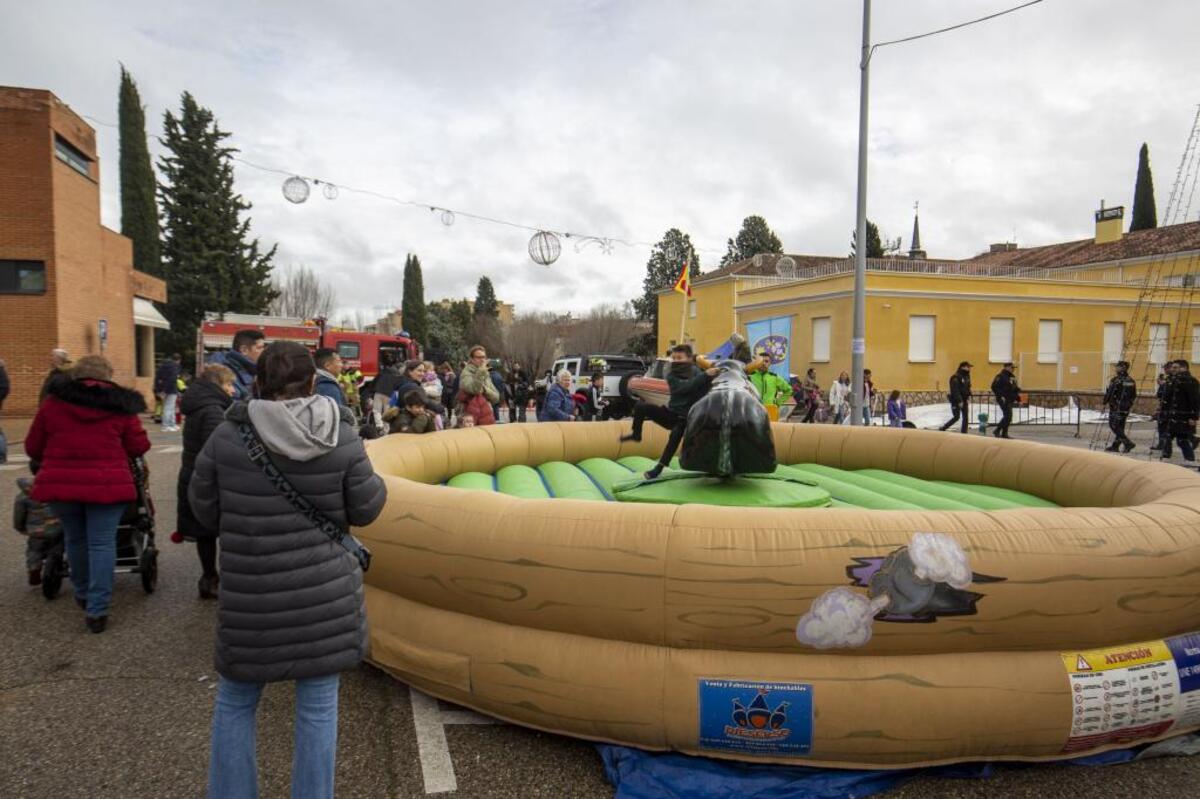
[13,477,64,589]
[33,457,159,600]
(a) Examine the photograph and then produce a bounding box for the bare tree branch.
[504,311,559,377]
[268,264,337,320]
[561,303,640,355]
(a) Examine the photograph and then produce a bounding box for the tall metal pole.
[850,0,872,425]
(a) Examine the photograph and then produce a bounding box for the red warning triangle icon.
[1076,655,1092,671]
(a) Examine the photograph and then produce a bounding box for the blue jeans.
[163,392,178,427]
[208,674,340,799]
[51,502,126,617]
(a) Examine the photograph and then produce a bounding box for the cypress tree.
[118,66,160,275]
[631,228,700,354]
[1130,142,1158,231]
[158,91,277,362]
[474,276,499,318]
[401,253,429,347]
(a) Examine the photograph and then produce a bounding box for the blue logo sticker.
[1167,632,1200,694]
[698,679,813,755]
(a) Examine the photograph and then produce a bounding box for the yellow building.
[658,207,1200,393]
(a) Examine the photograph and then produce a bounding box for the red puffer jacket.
[25,378,151,505]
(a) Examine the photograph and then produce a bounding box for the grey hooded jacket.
[189,396,386,683]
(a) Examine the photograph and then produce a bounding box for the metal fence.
[964,391,1083,437]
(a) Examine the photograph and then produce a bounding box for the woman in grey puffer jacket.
[190,341,386,799]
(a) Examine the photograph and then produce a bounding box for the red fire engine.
[196,313,419,381]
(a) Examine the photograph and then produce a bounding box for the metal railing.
[963,391,1082,437]
[737,258,1127,290]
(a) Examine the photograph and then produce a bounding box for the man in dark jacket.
[489,363,509,423]
[313,348,348,409]
[939,361,973,433]
[371,356,402,429]
[1160,359,1200,463]
[1102,360,1138,453]
[620,343,719,479]
[990,362,1020,439]
[0,355,9,463]
[154,352,183,431]
[206,330,265,401]
[508,365,530,423]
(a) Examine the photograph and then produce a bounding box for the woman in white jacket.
[828,371,851,425]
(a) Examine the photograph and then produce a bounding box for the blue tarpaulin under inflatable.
[598,736,1200,799]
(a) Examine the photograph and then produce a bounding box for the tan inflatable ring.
[360,421,1200,768]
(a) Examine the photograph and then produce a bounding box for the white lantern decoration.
[282,176,310,204]
[321,182,339,200]
[528,230,562,266]
[440,209,456,226]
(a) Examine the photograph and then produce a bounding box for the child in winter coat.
[13,476,64,585]
[384,390,437,434]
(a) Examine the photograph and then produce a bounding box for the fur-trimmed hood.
[47,378,147,417]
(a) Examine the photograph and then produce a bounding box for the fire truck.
[196,313,419,383]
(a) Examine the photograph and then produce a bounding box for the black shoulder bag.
[237,422,372,573]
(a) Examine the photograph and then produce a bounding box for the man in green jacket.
[621,344,719,479]
[749,368,791,416]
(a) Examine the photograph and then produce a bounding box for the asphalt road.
[1,418,1198,798]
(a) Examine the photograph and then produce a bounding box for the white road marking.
[409,688,501,795]
[156,445,184,454]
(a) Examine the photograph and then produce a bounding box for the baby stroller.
[41,457,159,599]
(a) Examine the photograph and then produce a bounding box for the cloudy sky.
[3,1,1198,320]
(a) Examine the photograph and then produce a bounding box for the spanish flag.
[673,259,692,297]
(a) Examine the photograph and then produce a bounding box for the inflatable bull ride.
[359,363,1200,768]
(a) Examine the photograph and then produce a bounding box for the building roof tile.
[969,220,1200,270]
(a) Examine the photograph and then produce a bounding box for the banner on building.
[746,316,792,378]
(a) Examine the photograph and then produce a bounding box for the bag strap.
[236,421,371,571]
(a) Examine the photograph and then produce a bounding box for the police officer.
[1102,360,1138,453]
[938,361,973,434]
[1161,359,1200,463]
[990,362,1020,439]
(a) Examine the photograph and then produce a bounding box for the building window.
[908,315,935,362]
[336,341,361,360]
[811,317,831,362]
[1149,324,1169,364]
[688,300,697,319]
[1037,320,1062,364]
[988,318,1013,363]
[0,260,46,294]
[54,135,91,178]
[1103,322,1125,364]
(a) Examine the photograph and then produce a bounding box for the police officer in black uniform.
[1102,360,1138,453]
[990,362,1020,439]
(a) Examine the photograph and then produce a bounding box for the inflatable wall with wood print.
[359,421,1200,768]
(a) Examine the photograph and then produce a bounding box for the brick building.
[0,86,169,415]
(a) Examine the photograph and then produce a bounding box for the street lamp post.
[850,0,871,426]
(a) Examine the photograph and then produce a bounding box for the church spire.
[908,201,926,260]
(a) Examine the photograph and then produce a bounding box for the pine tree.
[1130,142,1158,232]
[718,215,783,267]
[850,219,885,258]
[630,228,700,354]
[118,66,160,275]
[158,92,277,362]
[424,301,467,365]
[474,276,499,318]
[401,253,429,347]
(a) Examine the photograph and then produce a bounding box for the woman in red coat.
[25,355,151,633]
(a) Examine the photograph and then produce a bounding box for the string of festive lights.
[82,112,720,266]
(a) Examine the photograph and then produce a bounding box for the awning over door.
[133,297,170,329]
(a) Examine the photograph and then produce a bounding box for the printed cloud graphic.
[907,532,973,589]
[794,587,891,649]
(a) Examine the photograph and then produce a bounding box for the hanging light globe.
[282,176,310,204]
[321,182,339,200]
[440,209,456,226]
[528,231,562,266]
